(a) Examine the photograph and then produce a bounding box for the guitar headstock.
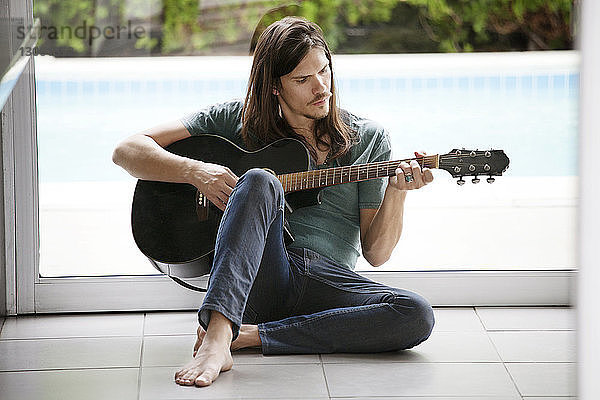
[439,149,510,185]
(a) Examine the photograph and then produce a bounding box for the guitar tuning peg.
[487,177,495,184]
[457,177,465,186]
[472,177,480,184]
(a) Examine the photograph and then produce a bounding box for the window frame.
[3,1,576,315]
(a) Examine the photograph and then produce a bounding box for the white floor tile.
[140,364,329,399]
[489,331,576,362]
[432,307,485,332]
[0,309,580,400]
[322,331,500,363]
[0,368,139,400]
[0,313,144,339]
[506,362,577,397]
[522,397,577,400]
[476,307,575,331]
[142,335,319,367]
[142,335,196,366]
[231,347,320,364]
[330,397,520,400]
[144,311,199,335]
[324,362,520,397]
[0,336,141,371]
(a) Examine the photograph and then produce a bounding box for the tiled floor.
[0,307,576,400]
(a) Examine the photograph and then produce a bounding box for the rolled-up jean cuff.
[198,303,241,340]
[257,323,271,354]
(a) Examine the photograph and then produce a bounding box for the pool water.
[35,55,579,276]
[35,65,578,183]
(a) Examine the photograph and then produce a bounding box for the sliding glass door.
[7,0,576,313]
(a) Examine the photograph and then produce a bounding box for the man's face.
[276,47,332,128]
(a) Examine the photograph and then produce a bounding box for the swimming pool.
[34,52,578,182]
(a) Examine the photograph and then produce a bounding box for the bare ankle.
[204,311,234,345]
[232,325,261,350]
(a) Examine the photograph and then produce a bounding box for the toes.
[175,377,193,386]
[183,370,198,382]
[174,370,194,386]
[195,368,219,387]
[174,368,201,386]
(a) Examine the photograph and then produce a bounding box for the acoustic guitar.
[131,134,510,286]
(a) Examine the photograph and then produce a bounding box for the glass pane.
[33,1,577,276]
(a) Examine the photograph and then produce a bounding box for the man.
[112,16,435,388]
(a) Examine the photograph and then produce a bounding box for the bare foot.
[174,312,234,387]
[175,339,233,386]
[193,324,261,356]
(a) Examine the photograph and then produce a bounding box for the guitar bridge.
[195,191,209,221]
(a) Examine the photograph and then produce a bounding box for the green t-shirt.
[181,100,392,270]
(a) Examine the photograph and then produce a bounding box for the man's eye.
[297,78,308,83]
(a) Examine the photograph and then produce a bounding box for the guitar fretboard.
[279,155,439,193]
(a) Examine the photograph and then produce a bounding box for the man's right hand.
[113,121,239,211]
[187,161,239,211]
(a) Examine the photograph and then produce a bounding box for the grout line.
[473,306,489,331]
[319,361,507,365]
[486,328,575,332]
[477,307,525,399]
[135,360,576,368]
[504,361,577,364]
[137,313,146,400]
[329,395,526,399]
[0,334,146,341]
[473,306,576,332]
[317,354,332,400]
[502,361,525,399]
[140,333,197,337]
[126,361,323,368]
[0,366,141,373]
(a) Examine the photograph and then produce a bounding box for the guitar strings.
[278,156,503,190]
[278,158,500,177]
[280,164,497,178]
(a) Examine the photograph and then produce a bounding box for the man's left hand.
[388,151,434,191]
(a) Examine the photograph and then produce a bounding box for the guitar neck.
[278,155,440,193]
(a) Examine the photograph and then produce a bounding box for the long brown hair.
[241,16,355,162]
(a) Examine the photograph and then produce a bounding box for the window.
[11,0,577,312]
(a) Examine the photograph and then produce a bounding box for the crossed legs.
[174,169,434,386]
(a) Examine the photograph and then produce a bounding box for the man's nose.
[313,74,327,93]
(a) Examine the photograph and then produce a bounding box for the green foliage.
[403,0,574,52]
[33,0,575,56]
[162,0,199,53]
[33,0,123,55]
[300,0,401,49]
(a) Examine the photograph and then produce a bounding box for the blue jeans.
[198,168,434,355]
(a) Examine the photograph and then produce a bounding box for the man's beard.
[304,102,330,120]
[305,92,332,120]
[304,110,329,120]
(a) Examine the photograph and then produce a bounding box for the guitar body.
[131,135,319,278]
